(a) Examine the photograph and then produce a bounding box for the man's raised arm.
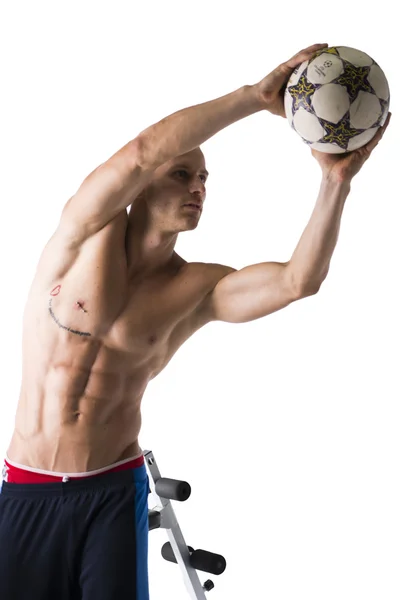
[59,85,263,244]
[59,43,328,243]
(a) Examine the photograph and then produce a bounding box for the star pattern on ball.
[311,46,340,62]
[287,74,319,114]
[335,62,375,102]
[317,114,365,150]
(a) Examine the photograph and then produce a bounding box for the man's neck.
[125,225,179,279]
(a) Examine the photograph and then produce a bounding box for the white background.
[0,2,398,599]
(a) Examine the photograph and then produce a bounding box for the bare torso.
[7,210,226,472]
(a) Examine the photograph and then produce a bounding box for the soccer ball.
[284,46,390,153]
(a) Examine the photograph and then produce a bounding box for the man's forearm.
[289,176,352,294]
[137,85,264,168]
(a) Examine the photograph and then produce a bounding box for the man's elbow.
[297,274,328,298]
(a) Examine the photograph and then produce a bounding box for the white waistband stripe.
[4,452,143,479]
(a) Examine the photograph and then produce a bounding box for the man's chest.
[25,257,216,370]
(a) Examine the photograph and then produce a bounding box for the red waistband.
[3,454,145,484]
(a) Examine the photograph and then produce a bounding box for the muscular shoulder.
[182,261,236,323]
[183,261,235,290]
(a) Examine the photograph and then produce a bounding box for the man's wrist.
[242,83,267,114]
[319,174,352,209]
[321,172,352,192]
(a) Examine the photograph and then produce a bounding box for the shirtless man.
[0,43,391,600]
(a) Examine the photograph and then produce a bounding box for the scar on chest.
[50,286,88,313]
[48,286,91,337]
[74,301,88,313]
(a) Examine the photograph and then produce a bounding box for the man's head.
[129,147,208,235]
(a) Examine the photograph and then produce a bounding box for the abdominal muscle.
[7,344,155,473]
[5,243,211,474]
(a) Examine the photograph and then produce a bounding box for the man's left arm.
[203,176,351,324]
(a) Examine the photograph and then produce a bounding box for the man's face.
[144,148,209,233]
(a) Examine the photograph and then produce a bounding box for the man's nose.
[188,177,205,195]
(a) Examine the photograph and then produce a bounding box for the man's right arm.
[137,84,263,169]
[59,84,264,244]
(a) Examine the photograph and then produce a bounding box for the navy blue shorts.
[0,461,150,599]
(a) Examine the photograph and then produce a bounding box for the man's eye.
[175,170,188,178]
[199,175,206,184]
